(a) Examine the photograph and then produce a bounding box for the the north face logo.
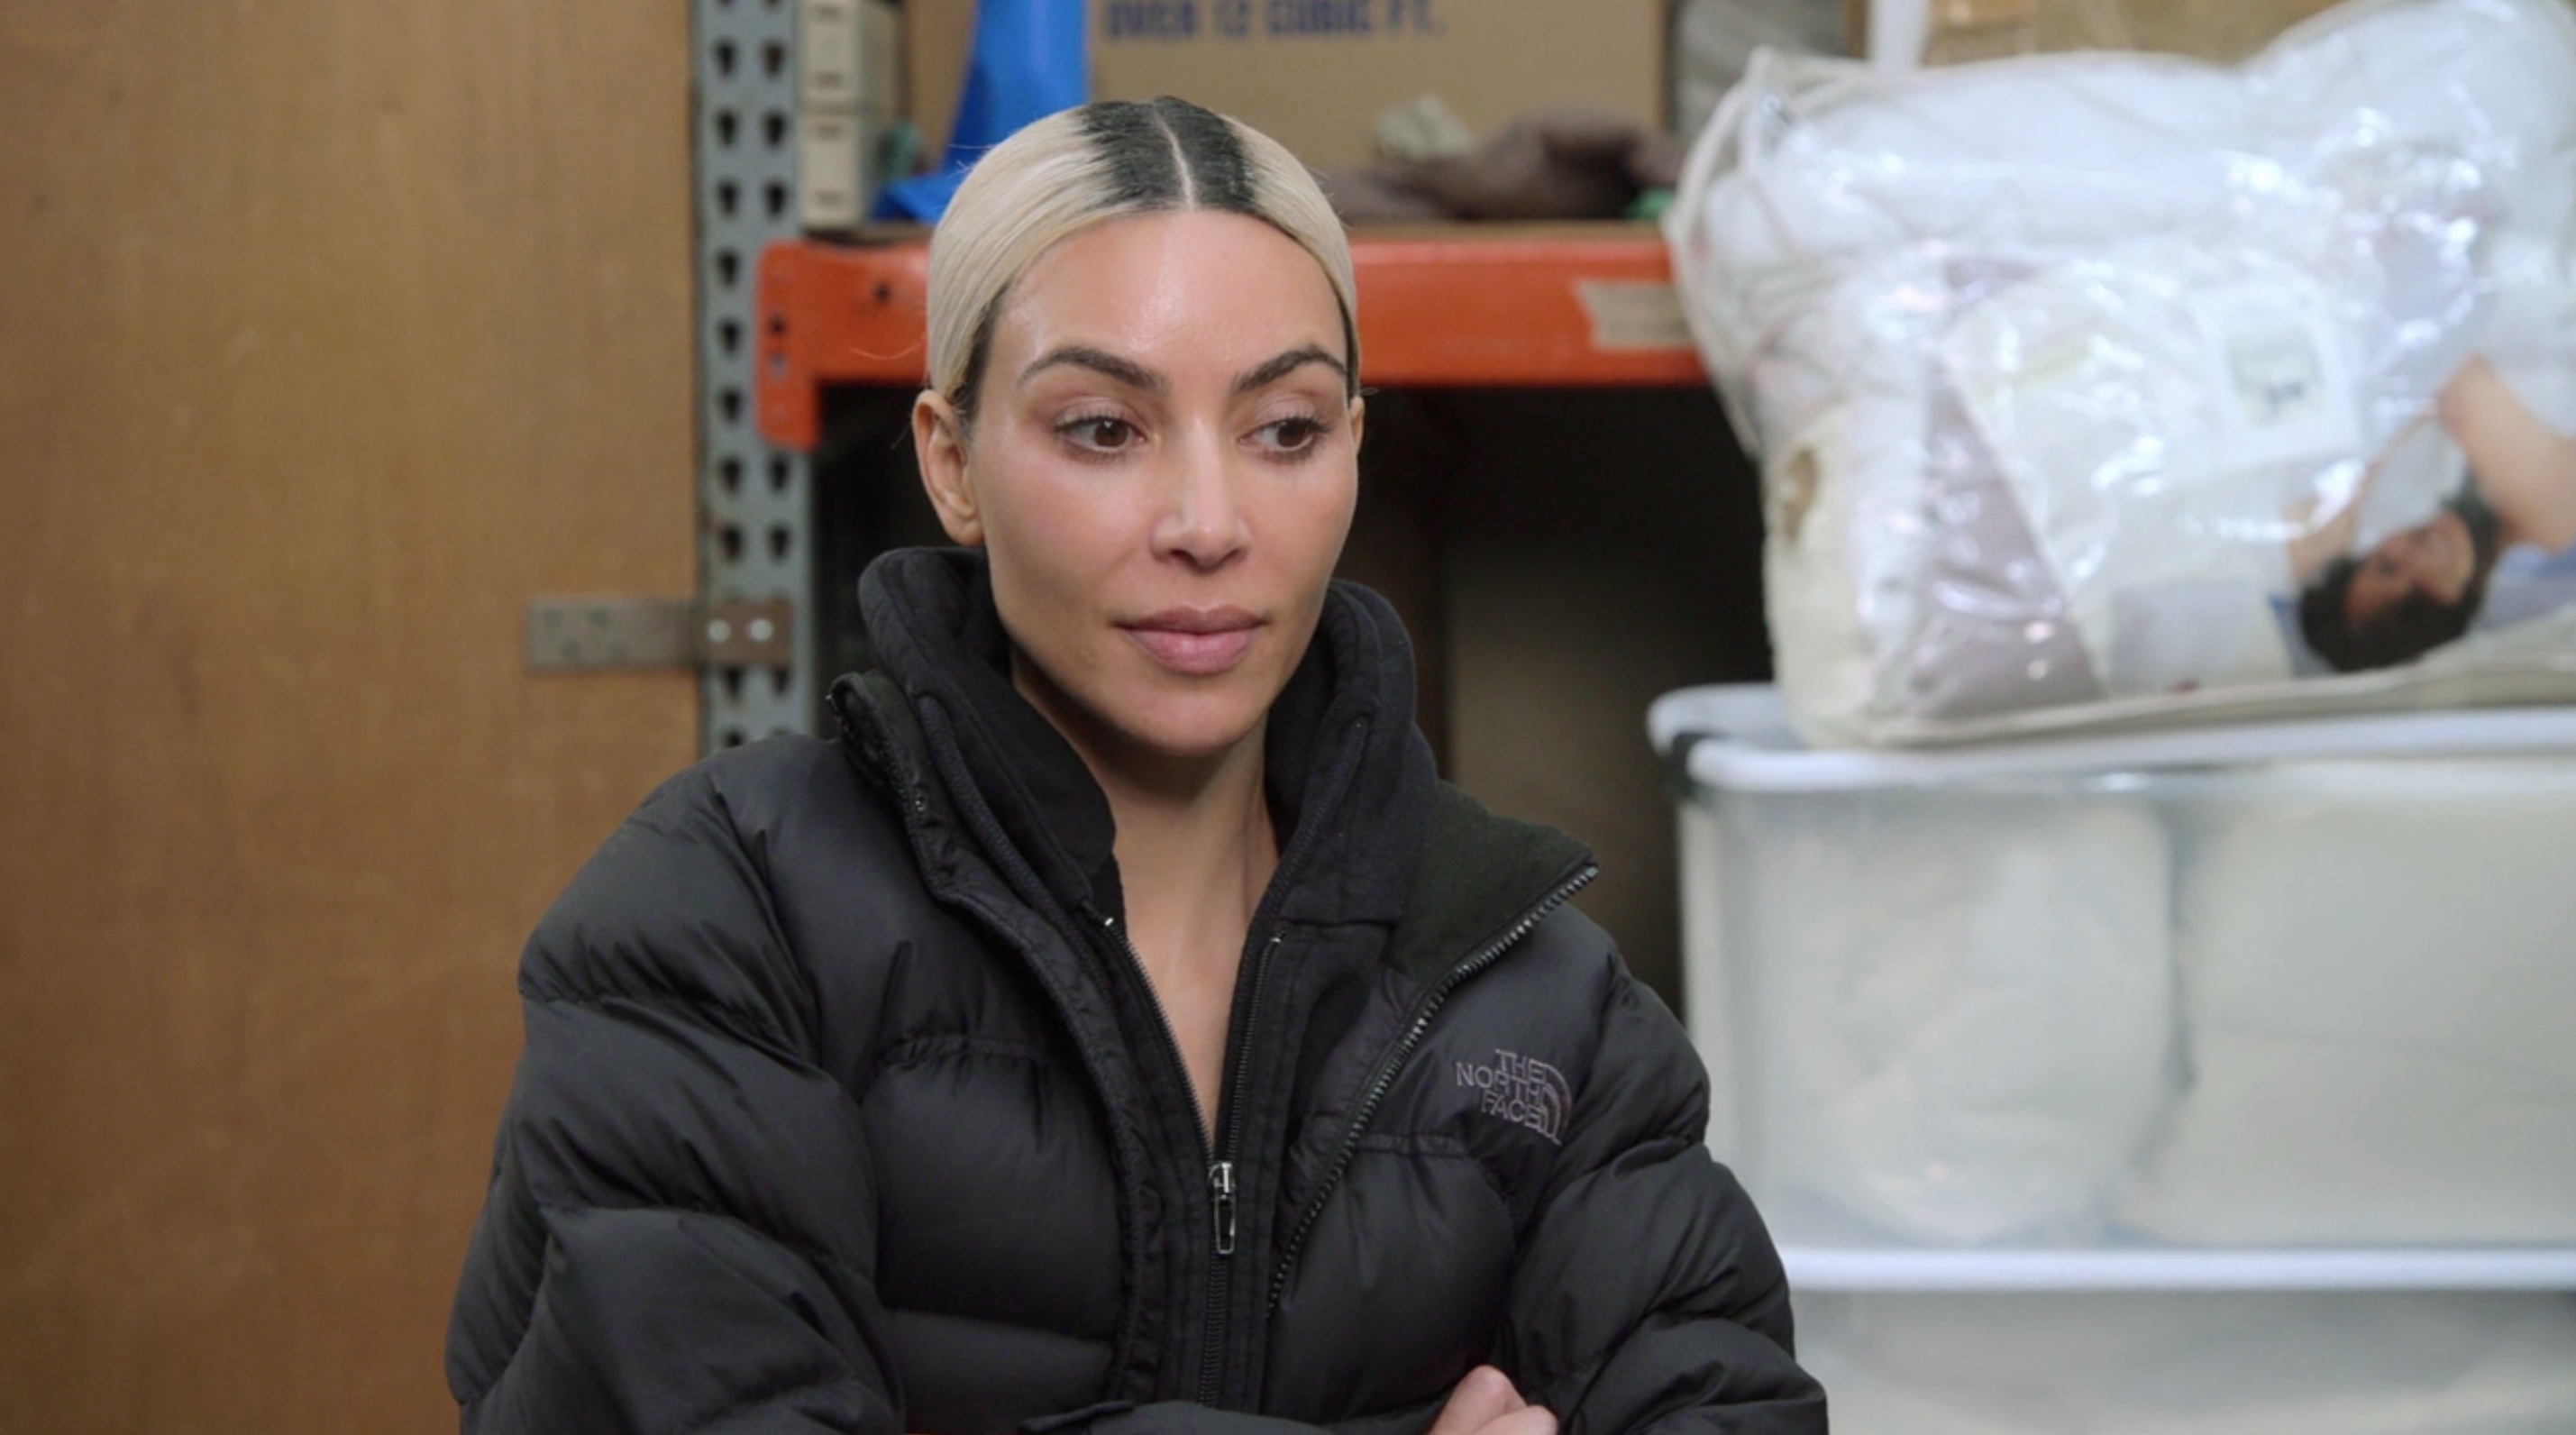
[1455,1049,1570,1144]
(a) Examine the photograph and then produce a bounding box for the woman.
[2298,356,2576,672]
[446,98,1820,1434]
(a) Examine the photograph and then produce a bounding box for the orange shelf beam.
[755,225,1706,451]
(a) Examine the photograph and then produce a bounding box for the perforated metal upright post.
[695,0,813,748]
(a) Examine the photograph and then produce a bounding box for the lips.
[1120,608,1262,676]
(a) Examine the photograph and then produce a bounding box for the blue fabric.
[2498,541,2576,580]
[875,0,1088,222]
[2478,541,2576,631]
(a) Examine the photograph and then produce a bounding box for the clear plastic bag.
[1667,0,2576,746]
[1918,0,2349,67]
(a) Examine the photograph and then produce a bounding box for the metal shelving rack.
[694,0,815,748]
[692,3,1711,752]
[753,228,1704,449]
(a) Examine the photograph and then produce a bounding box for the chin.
[1119,705,1267,762]
[1088,681,1273,763]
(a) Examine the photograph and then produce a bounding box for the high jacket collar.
[849,547,1439,935]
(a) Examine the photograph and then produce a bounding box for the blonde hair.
[925,97,1358,423]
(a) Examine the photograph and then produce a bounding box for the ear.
[912,389,983,546]
[1348,392,1366,455]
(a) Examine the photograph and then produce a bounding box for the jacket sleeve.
[1068,1400,1432,1435]
[1494,961,1827,1435]
[446,760,904,1435]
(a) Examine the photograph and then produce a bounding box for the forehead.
[992,210,1347,379]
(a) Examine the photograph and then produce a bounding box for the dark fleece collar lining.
[854,547,1439,931]
[1388,785,1594,990]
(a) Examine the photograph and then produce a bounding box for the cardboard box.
[804,0,903,110]
[801,0,904,231]
[1917,0,2347,66]
[907,0,1667,171]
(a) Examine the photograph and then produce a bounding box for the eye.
[1253,415,1329,458]
[1055,414,1139,454]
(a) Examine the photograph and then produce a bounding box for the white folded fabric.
[2125,759,2576,1245]
[1801,1290,2576,1434]
[1730,790,2173,1245]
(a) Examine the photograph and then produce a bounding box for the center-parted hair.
[925,97,1358,424]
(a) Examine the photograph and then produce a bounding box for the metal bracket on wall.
[525,597,795,672]
[694,0,814,749]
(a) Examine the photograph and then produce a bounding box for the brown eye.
[1255,416,1326,457]
[1058,416,1138,452]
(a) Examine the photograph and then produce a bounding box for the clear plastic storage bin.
[1649,686,2576,1289]
[1798,1288,2576,1434]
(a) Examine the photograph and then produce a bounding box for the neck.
[1105,739,1278,939]
[1009,650,1280,928]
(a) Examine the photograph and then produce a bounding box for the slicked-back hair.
[925,97,1357,426]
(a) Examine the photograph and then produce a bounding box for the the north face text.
[1455,1049,1570,1144]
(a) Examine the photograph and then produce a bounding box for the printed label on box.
[1100,0,1444,43]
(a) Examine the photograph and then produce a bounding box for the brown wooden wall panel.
[0,3,699,1430]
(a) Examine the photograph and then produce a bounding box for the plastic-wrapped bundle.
[1667,0,2576,747]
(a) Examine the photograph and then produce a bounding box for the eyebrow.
[1015,343,1353,398]
[1019,345,1167,394]
[1231,344,1350,396]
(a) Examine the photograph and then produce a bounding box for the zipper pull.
[1210,1160,1238,1257]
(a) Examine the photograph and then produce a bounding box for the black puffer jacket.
[447,549,1822,1434]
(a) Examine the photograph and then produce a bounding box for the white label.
[1576,280,1692,352]
[2192,284,2361,471]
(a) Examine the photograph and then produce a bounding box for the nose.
[1150,425,1248,571]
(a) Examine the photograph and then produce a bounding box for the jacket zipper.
[1090,720,1369,1409]
[890,694,1369,1408]
[1265,863,1599,1312]
[1191,719,1366,1406]
[1192,928,1278,1403]
[1082,909,1230,1405]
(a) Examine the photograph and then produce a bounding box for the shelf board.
[754,223,1706,450]
[1782,1245,2576,1293]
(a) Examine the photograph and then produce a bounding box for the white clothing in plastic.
[1668,0,2576,746]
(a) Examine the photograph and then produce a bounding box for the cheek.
[1267,466,1359,582]
[976,460,1128,593]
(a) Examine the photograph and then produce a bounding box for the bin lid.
[1649,686,2576,793]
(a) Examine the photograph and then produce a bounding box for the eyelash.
[1055,413,1137,456]
[1257,416,1329,457]
[1049,412,1334,461]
